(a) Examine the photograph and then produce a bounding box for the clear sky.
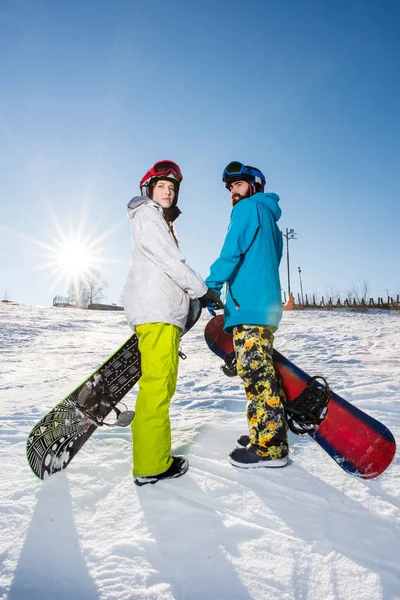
[1,0,399,307]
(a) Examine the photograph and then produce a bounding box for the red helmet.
[140,160,183,204]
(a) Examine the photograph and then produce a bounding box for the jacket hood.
[127,196,161,219]
[251,192,281,222]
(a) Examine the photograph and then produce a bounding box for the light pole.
[282,228,297,297]
[298,267,304,304]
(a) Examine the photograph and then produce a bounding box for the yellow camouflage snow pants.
[233,325,288,459]
[132,322,180,477]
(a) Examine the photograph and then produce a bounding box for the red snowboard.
[205,315,396,479]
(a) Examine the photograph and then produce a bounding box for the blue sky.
[1,0,399,307]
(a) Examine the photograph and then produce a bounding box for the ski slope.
[0,304,399,600]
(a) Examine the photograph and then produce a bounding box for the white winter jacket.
[123,197,207,331]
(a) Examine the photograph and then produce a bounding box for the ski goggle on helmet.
[140,160,183,203]
[222,161,266,194]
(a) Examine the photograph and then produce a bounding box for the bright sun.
[23,205,119,298]
[55,240,94,278]
[33,220,111,294]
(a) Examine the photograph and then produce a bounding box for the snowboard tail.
[27,300,202,480]
[204,315,396,479]
[273,349,395,479]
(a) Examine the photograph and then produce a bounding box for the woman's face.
[151,179,176,208]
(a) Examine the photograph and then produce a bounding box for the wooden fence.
[288,294,400,311]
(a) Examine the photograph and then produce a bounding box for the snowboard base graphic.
[27,300,202,479]
[205,315,396,479]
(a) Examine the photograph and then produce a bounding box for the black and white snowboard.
[27,300,202,479]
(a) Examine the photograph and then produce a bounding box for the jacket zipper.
[227,282,241,310]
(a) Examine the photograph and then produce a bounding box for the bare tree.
[67,280,89,308]
[346,279,370,302]
[84,270,108,306]
[67,270,108,308]
[324,283,341,303]
[345,286,353,302]
[360,279,370,302]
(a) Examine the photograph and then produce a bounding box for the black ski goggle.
[223,161,264,183]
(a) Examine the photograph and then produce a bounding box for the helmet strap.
[247,182,255,197]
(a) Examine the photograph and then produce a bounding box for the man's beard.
[231,190,250,206]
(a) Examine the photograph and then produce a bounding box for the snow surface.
[0,305,399,600]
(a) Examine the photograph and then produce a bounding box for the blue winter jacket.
[205,192,283,333]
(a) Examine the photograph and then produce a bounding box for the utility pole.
[282,228,297,296]
[298,267,304,304]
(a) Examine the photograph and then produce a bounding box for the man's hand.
[199,288,224,315]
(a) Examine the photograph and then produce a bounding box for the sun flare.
[26,207,119,297]
[5,197,121,305]
[55,240,95,278]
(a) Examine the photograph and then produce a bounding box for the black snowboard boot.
[133,456,189,486]
[229,446,288,469]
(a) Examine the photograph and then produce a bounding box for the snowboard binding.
[285,376,330,435]
[222,352,237,377]
[76,373,134,428]
[221,352,330,435]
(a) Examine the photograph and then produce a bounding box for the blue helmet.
[222,161,266,194]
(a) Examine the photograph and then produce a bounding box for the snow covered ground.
[0,304,399,600]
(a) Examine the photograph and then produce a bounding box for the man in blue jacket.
[205,161,288,468]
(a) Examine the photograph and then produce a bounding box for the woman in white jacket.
[124,160,222,486]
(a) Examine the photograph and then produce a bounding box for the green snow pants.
[132,322,180,477]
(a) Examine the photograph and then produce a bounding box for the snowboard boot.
[229,446,288,469]
[133,456,189,486]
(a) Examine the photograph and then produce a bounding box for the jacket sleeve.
[205,200,260,292]
[133,206,208,298]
